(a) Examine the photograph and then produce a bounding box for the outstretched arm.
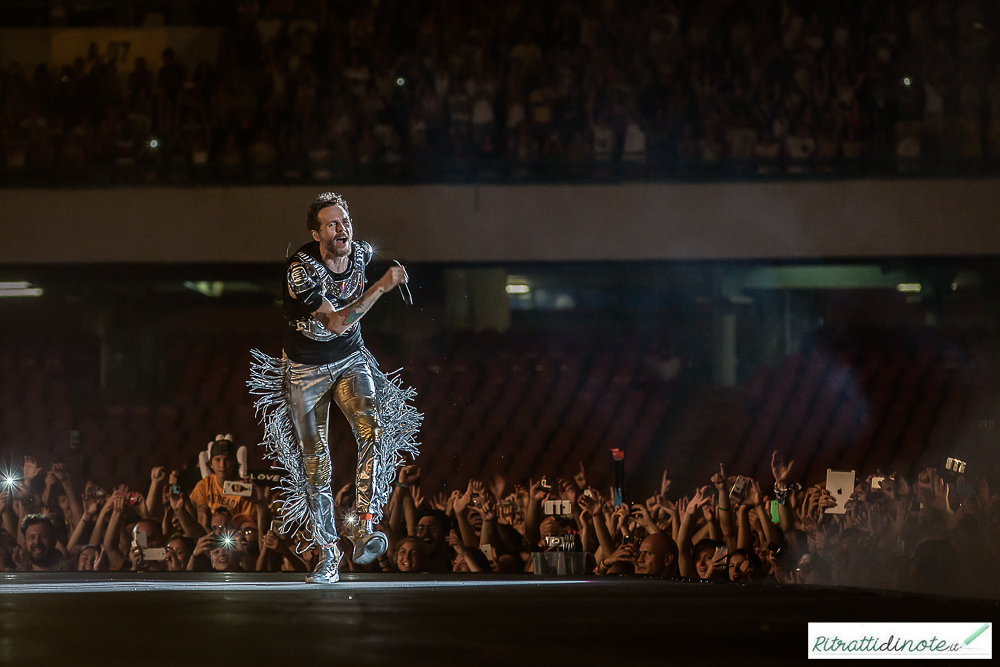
[305,266,408,335]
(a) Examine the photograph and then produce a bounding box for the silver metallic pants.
[288,350,381,518]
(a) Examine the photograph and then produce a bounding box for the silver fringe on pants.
[248,347,421,551]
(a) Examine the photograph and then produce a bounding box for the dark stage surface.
[1,573,996,665]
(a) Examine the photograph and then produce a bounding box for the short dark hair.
[693,538,725,557]
[168,534,195,551]
[418,509,452,531]
[306,192,351,232]
[21,513,56,535]
[727,548,763,575]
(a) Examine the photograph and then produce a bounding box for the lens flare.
[1,463,20,489]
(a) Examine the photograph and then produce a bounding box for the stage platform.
[1,573,997,665]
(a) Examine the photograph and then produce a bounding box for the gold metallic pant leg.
[332,358,381,515]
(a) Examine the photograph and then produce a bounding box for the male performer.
[250,192,421,584]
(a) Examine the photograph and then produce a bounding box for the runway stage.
[1,574,997,666]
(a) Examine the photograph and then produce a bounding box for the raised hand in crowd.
[145,466,167,521]
[658,469,672,504]
[397,464,421,488]
[490,474,506,499]
[770,452,794,486]
[22,456,43,484]
[410,485,425,511]
[429,492,448,512]
[631,503,659,535]
[168,489,206,538]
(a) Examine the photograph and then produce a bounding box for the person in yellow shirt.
[190,437,259,529]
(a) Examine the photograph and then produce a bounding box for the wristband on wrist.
[773,481,800,506]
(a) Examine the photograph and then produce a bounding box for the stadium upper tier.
[2,0,1000,184]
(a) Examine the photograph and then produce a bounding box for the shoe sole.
[305,572,340,584]
[353,533,388,565]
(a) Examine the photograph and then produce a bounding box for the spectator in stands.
[387,536,427,573]
[73,545,100,571]
[6,0,1000,181]
[415,510,452,573]
[210,507,235,534]
[2,439,999,600]
[157,48,186,104]
[233,513,260,560]
[127,519,168,572]
[635,533,679,578]
[190,436,259,529]
[16,515,67,571]
[727,548,763,582]
[165,535,194,572]
[189,531,247,572]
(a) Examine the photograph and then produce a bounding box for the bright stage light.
[506,284,530,294]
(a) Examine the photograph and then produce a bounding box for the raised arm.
[453,481,481,548]
[477,494,499,551]
[51,464,83,525]
[523,480,548,547]
[41,468,58,513]
[67,496,101,550]
[702,503,721,541]
[400,489,418,537]
[754,496,782,548]
[387,484,405,536]
[735,478,767,550]
[631,503,661,535]
[145,467,167,521]
[168,492,207,538]
[102,495,127,567]
[770,452,799,535]
[580,491,615,556]
[196,505,211,533]
[0,489,17,539]
[677,488,711,578]
[21,457,45,509]
[88,497,114,546]
[712,464,737,550]
[399,466,422,537]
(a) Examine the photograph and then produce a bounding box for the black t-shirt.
[283,240,373,365]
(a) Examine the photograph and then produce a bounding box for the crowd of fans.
[3,0,1000,180]
[2,434,997,600]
